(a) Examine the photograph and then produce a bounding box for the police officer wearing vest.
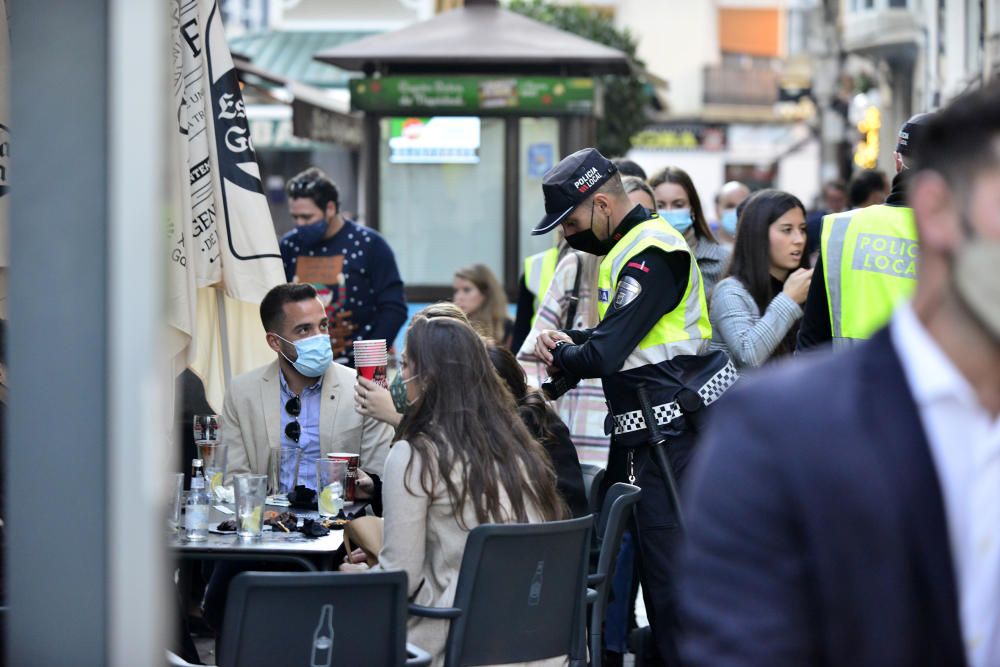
[532,148,737,666]
[797,113,931,350]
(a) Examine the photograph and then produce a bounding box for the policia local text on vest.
[530,148,737,665]
[798,114,931,351]
[797,170,918,351]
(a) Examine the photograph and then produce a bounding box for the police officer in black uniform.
[533,149,737,666]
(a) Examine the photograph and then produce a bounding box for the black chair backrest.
[596,483,641,547]
[580,463,605,516]
[219,571,410,667]
[444,515,593,667]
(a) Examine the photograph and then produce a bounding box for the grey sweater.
[694,239,731,298]
[709,276,803,369]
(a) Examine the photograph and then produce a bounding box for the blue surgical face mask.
[294,218,328,247]
[274,333,333,378]
[721,209,739,236]
[659,209,694,234]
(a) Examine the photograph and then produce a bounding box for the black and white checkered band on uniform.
[612,360,739,435]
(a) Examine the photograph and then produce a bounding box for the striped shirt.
[517,252,611,467]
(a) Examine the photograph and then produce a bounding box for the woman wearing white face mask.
[648,166,731,297]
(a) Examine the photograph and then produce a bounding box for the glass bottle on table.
[185,458,210,542]
[194,414,226,498]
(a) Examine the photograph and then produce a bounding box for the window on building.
[518,118,561,264]
[378,117,506,286]
[966,0,984,75]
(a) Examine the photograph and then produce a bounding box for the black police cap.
[896,112,932,156]
[532,148,618,235]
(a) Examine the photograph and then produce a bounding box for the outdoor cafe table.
[169,502,363,572]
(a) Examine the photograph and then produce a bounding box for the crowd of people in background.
[177,79,1000,667]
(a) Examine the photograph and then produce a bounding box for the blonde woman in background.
[453,263,513,348]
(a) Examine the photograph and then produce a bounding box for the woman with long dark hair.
[710,189,813,368]
[648,166,731,296]
[344,318,566,666]
[487,344,588,518]
[354,302,471,429]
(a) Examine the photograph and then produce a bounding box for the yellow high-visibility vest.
[524,247,559,327]
[597,215,711,371]
[820,205,918,347]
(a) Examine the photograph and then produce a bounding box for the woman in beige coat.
[344,317,567,665]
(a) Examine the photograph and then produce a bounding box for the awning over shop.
[233,55,363,150]
[229,30,376,89]
[313,2,632,77]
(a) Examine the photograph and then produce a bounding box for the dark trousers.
[605,428,695,667]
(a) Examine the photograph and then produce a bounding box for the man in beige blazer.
[222,283,394,487]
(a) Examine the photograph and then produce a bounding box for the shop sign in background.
[351,76,596,115]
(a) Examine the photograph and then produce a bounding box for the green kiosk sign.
[350,76,596,115]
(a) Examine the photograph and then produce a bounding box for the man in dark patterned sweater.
[280,168,407,367]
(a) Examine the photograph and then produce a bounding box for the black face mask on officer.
[565,200,616,256]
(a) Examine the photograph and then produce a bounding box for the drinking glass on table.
[315,459,347,518]
[268,446,302,503]
[167,472,185,532]
[234,473,268,539]
[198,442,229,498]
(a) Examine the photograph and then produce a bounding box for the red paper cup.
[357,363,388,388]
[354,340,388,388]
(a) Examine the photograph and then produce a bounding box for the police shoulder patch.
[613,276,642,309]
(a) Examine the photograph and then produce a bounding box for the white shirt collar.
[891,301,979,408]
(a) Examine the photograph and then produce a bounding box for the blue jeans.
[604,530,634,653]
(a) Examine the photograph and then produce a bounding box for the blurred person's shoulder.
[704,344,869,453]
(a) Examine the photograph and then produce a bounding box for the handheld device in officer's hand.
[541,371,580,401]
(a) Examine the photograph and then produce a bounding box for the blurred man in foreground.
[680,81,1000,666]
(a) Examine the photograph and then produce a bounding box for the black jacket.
[680,328,965,666]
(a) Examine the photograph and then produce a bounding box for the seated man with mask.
[223,283,394,490]
[204,284,395,631]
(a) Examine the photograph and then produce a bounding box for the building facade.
[835,0,997,177]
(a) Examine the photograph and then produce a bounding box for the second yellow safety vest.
[524,247,559,327]
[820,205,918,347]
